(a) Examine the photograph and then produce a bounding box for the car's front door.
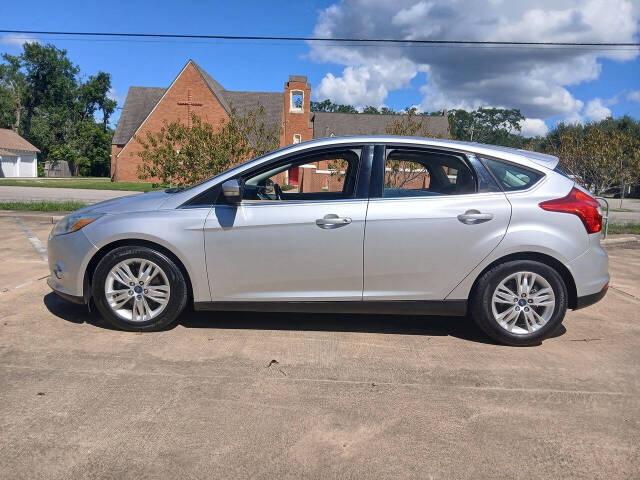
[204,145,372,302]
[363,146,512,301]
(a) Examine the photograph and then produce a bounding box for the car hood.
[75,191,174,215]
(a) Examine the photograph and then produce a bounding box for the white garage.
[0,129,39,178]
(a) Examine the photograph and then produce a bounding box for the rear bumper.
[574,284,608,310]
[567,234,610,298]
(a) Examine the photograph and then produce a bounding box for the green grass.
[0,201,88,212]
[610,208,633,213]
[0,177,159,192]
[608,223,640,235]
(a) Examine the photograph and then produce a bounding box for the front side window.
[239,149,361,202]
[383,149,476,198]
[482,158,543,191]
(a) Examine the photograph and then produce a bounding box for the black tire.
[92,246,188,332]
[470,260,568,346]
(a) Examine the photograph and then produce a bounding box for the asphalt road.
[603,198,640,225]
[0,185,139,204]
[0,214,638,479]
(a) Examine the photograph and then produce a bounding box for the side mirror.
[221,179,242,203]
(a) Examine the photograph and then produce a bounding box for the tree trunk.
[24,107,33,138]
[12,105,21,133]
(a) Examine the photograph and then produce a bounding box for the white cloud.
[0,33,39,46]
[627,90,640,103]
[583,98,613,121]
[107,87,124,104]
[519,118,549,137]
[315,60,417,107]
[310,0,640,121]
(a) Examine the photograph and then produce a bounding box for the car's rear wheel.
[92,246,188,331]
[471,260,568,346]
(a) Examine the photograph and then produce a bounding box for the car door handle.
[457,210,494,224]
[316,214,352,229]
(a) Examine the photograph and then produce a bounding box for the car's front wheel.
[92,246,188,331]
[471,260,568,346]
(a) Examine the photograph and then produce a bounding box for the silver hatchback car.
[48,136,609,346]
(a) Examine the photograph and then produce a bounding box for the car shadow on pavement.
[181,310,566,345]
[43,292,119,331]
[44,293,566,346]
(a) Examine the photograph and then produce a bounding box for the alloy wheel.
[104,258,171,322]
[491,271,555,334]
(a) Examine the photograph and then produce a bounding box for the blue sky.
[1,0,639,136]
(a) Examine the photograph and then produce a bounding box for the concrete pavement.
[0,214,638,479]
[0,185,140,204]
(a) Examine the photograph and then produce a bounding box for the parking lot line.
[12,216,48,261]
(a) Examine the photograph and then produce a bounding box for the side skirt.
[193,300,467,316]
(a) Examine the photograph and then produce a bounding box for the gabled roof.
[112,87,166,145]
[311,112,450,139]
[192,62,232,113]
[112,60,284,147]
[0,129,40,152]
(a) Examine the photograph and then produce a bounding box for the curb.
[0,210,64,223]
[602,236,639,246]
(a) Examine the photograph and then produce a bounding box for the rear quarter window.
[482,158,544,192]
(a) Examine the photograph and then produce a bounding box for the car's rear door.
[363,145,511,300]
[204,145,373,302]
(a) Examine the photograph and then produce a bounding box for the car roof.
[288,136,559,171]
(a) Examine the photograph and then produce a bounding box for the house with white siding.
[0,129,39,178]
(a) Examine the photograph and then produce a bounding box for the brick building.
[111,60,449,185]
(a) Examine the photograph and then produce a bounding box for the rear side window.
[483,158,543,192]
[383,149,476,198]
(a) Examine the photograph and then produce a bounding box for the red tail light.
[539,187,602,234]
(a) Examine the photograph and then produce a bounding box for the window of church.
[290,91,304,112]
[293,134,302,144]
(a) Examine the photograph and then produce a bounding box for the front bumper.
[47,277,85,304]
[47,229,98,300]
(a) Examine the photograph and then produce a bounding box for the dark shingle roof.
[221,91,283,132]
[112,87,166,145]
[0,129,40,152]
[311,112,450,139]
[192,62,232,113]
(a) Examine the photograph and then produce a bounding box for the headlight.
[51,212,104,237]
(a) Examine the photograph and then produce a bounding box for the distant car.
[47,136,609,346]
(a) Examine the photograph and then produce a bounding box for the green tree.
[0,42,116,176]
[547,127,640,197]
[385,107,445,137]
[77,72,117,131]
[448,108,525,146]
[19,43,79,138]
[310,99,358,113]
[136,108,280,187]
[0,55,26,131]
